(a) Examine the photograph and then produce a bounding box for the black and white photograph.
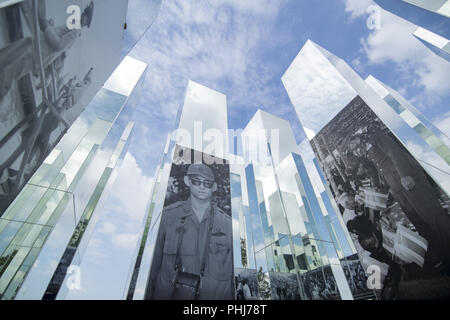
[0,0,125,215]
[144,145,234,300]
[268,271,301,300]
[310,95,450,299]
[234,268,260,300]
[301,265,341,300]
[340,254,376,300]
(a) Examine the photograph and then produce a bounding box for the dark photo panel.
[340,254,376,300]
[234,268,260,300]
[144,145,234,300]
[311,95,450,299]
[268,271,301,300]
[0,0,125,215]
[301,266,341,300]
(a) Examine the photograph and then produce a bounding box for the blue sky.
[125,0,449,175]
[67,0,450,299]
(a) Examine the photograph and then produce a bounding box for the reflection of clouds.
[104,57,148,96]
[78,237,109,264]
[122,0,162,55]
[103,152,153,222]
[112,233,140,251]
[298,140,326,195]
[253,240,265,253]
[54,117,89,162]
[97,221,117,235]
[126,0,295,172]
[65,153,152,299]
[343,0,374,20]
[282,40,357,133]
[434,112,450,138]
[276,154,306,207]
[231,196,243,212]
[232,216,240,247]
[253,164,277,210]
[348,3,450,108]
[406,141,450,175]
[177,81,228,156]
[242,110,301,165]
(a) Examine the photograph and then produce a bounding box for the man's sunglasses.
[189,177,214,188]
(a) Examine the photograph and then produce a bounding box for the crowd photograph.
[311,96,450,299]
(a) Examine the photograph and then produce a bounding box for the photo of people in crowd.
[301,265,341,300]
[268,271,301,300]
[340,254,376,300]
[234,268,260,300]
[310,95,450,299]
[144,145,234,300]
[0,0,125,216]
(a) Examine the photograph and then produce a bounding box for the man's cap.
[187,163,214,181]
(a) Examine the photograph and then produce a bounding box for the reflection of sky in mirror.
[242,110,301,165]
[53,0,450,299]
[176,81,228,156]
[373,0,450,38]
[282,40,357,133]
[285,39,449,195]
[121,0,163,58]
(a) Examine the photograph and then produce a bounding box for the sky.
[125,0,450,174]
[65,0,450,299]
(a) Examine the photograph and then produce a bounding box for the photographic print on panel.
[234,268,260,300]
[0,0,126,215]
[144,145,234,300]
[268,271,301,300]
[340,254,375,300]
[310,95,450,299]
[301,265,341,300]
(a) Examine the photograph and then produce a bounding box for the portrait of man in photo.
[145,147,233,300]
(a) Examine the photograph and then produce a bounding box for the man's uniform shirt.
[146,198,233,300]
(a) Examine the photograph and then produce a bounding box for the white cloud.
[107,152,153,222]
[97,221,117,235]
[129,0,285,122]
[358,7,450,97]
[111,233,140,251]
[281,40,357,133]
[103,56,148,96]
[343,0,374,20]
[433,111,450,138]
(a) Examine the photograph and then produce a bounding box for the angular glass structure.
[412,27,450,62]
[401,0,450,17]
[365,75,450,166]
[126,81,376,300]
[373,0,450,36]
[373,0,450,61]
[121,0,162,59]
[0,0,130,215]
[0,56,147,300]
[282,39,450,299]
[373,0,450,59]
[125,81,230,300]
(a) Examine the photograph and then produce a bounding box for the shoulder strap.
[195,206,215,299]
[174,216,186,272]
[200,206,214,277]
